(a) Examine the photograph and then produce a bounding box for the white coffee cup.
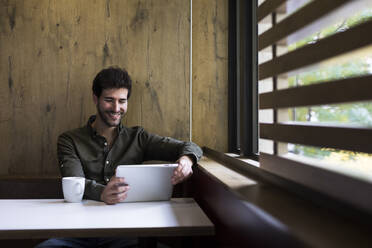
[62,177,85,203]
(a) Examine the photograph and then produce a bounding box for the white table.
[0,198,214,239]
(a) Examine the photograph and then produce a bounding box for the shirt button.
[105,178,109,182]
[104,142,107,146]
[106,160,109,165]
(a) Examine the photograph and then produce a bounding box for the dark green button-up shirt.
[57,116,203,201]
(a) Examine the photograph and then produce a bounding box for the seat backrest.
[0,177,63,199]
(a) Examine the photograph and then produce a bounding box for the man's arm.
[57,134,106,201]
[139,129,203,184]
[140,129,203,162]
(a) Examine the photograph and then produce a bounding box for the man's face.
[94,88,128,128]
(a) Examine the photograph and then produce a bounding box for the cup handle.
[75,182,83,195]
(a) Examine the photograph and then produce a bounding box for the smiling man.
[35,67,202,248]
[59,66,202,204]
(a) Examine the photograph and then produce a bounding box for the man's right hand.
[100,176,130,205]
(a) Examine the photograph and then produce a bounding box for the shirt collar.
[87,115,124,137]
[87,115,98,138]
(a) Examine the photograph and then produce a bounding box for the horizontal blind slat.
[257,0,287,22]
[259,19,372,80]
[259,75,372,109]
[260,123,372,153]
[258,0,350,50]
[260,153,372,215]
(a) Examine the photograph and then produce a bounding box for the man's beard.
[97,104,125,128]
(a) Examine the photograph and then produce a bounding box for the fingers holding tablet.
[101,176,130,205]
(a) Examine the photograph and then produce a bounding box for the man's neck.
[92,117,118,144]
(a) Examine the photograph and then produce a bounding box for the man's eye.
[104,99,113,102]
[119,100,127,104]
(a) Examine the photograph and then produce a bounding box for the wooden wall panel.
[192,0,228,152]
[0,0,190,176]
[122,0,190,140]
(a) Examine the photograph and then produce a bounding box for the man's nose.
[113,102,120,112]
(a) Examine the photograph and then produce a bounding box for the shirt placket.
[102,139,112,184]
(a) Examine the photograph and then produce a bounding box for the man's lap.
[34,237,138,248]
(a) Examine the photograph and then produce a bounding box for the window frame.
[228,0,258,157]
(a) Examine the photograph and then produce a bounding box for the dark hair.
[92,66,132,98]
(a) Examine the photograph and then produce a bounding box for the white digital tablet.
[115,164,178,202]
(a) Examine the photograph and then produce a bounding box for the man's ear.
[93,94,98,105]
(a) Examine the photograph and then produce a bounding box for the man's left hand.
[171,155,193,185]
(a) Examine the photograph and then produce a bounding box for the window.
[227,0,372,215]
[256,0,372,214]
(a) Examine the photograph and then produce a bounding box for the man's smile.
[107,112,122,121]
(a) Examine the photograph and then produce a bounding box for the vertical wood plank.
[192,0,229,152]
[123,0,190,140]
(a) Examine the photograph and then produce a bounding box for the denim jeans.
[34,237,138,248]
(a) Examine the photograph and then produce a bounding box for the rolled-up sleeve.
[57,133,105,201]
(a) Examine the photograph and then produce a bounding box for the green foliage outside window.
[286,9,372,170]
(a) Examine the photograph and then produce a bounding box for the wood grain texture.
[0,0,190,176]
[192,0,228,152]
